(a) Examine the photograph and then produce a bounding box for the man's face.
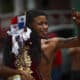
[31,16,48,38]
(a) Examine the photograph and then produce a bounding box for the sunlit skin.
[30,14,80,80]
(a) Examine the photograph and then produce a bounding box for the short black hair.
[26,10,48,27]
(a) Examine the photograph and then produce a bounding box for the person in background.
[68,47,80,80]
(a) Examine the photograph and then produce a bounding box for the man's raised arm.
[56,10,80,48]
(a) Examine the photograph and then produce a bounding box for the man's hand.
[72,9,80,26]
[72,8,80,18]
[72,9,80,38]
[19,70,35,80]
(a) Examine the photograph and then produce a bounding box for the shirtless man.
[4,9,80,80]
[24,10,80,80]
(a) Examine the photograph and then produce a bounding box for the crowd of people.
[0,9,80,80]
